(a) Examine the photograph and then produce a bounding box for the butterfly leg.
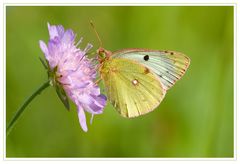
[94,78,102,85]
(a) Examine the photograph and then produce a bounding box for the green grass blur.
[6,6,233,157]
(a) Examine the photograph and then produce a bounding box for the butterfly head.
[97,47,112,63]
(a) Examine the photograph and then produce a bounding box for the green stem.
[7,80,50,136]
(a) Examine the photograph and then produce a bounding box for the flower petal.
[39,40,49,56]
[90,94,107,108]
[47,23,59,39]
[90,86,101,96]
[74,82,90,89]
[78,94,93,105]
[48,39,60,54]
[96,94,107,106]
[62,29,75,44]
[89,102,103,113]
[56,25,65,38]
[77,106,88,132]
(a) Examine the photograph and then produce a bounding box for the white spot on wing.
[132,79,139,85]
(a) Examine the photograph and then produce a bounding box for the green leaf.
[39,57,48,69]
[55,83,70,111]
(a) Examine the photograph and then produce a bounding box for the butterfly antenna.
[90,20,103,47]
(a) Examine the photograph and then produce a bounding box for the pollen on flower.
[39,23,107,132]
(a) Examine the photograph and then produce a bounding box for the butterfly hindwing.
[112,49,190,90]
[100,58,166,118]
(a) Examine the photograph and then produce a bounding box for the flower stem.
[7,80,50,136]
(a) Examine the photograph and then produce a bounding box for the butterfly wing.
[100,58,166,118]
[112,49,190,90]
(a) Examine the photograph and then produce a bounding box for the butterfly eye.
[143,55,149,61]
[97,47,106,59]
[97,47,105,53]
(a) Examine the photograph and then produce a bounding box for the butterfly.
[92,23,190,118]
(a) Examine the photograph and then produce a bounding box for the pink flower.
[39,23,106,132]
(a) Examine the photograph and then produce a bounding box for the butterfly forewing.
[100,58,166,118]
[112,49,190,90]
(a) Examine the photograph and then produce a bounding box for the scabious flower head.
[39,23,106,132]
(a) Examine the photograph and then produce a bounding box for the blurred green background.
[6,6,233,157]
